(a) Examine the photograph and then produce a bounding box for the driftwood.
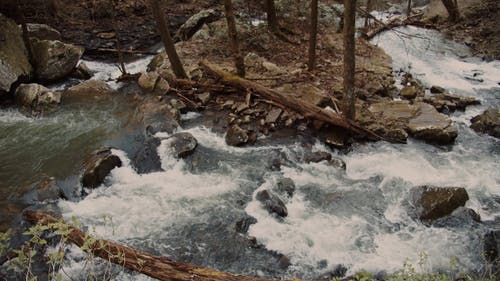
[362,11,429,40]
[24,211,300,281]
[199,60,399,143]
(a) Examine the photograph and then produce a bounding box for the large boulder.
[470,108,500,138]
[0,14,32,93]
[81,147,122,189]
[14,83,61,111]
[24,23,61,41]
[175,9,221,41]
[63,79,116,102]
[407,103,458,144]
[31,39,84,81]
[410,186,469,222]
[256,189,288,218]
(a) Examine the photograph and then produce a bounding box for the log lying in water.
[23,211,300,281]
[199,60,397,143]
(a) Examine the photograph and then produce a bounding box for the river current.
[1,25,499,279]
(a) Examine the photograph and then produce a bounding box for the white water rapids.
[1,25,498,280]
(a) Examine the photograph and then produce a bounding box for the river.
[0,24,499,280]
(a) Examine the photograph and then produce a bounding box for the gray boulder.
[165,132,198,158]
[470,108,500,138]
[256,189,288,218]
[15,83,61,111]
[410,186,469,222]
[81,147,122,189]
[0,13,32,93]
[31,39,83,81]
[407,103,458,144]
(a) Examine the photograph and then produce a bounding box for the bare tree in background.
[148,0,187,79]
[308,0,318,71]
[365,0,372,27]
[441,0,460,22]
[223,0,245,77]
[265,0,279,33]
[406,0,412,17]
[342,0,356,120]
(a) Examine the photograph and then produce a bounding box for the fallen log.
[199,60,400,143]
[23,211,299,281]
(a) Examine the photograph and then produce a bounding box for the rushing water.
[1,25,499,279]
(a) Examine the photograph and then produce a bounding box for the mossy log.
[199,60,398,143]
[23,211,301,281]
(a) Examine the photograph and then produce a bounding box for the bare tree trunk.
[48,0,61,17]
[265,0,279,33]
[364,0,372,27]
[223,0,245,77]
[441,0,460,22]
[148,0,188,79]
[308,0,318,71]
[406,0,412,17]
[342,0,356,120]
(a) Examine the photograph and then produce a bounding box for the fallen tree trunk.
[24,211,298,281]
[199,60,399,143]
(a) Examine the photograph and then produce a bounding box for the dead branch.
[23,211,299,281]
[199,60,401,143]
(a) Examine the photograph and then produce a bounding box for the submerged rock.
[165,132,198,158]
[81,147,122,189]
[256,190,288,218]
[0,13,32,93]
[483,230,500,264]
[275,177,296,198]
[235,215,257,234]
[133,137,162,174]
[31,39,83,81]
[304,151,332,163]
[22,175,63,204]
[470,108,500,138]
[410,186,469,222]
[15,83,61,111]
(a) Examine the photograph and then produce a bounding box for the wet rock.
[0,13,32,93]
[15,83,61,111]
[196,92,211,105]
[225,125,249,146]
[165,132,198,158]
[24,23,61,41]
[432,207,481,228]
[320,129,348,149]
[81,147,122,189]
[421,93,480,113]
[327,157,347,170]
[133,137,162,174]
[256,190,288,217]
[265,108,282,124]
[483,230,500,264]
[155,78,170,93]
[430,85,445,94]
[71,62,93,80]
[400,85,419,99]
[407,103,458,144]
[175,9,220,41]
[275,177,295,198]
[235,215,257,234]
[31,39,84,81]
[277,254,291,269]
[470,108,500,138]
[304,151,332,163]
[136,97,179,136]
[410,186,469,221]
[138,71,159,91]
[63,79,116,101]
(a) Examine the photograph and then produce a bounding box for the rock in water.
[63,80,116,102]
[275,178,296,198]
[470,108,500,139]
[235,215,257,234]
[15,83,61,111]
[410,186,469,221]
[165,132,198,158]
[225,125,249,146]
[407,103,458,144]
[81,147,122,189]
[0,14,32,94]
[483,230,500,264]
[256,190,288,217]
[31,39,83,81]
[133,137,162,174]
